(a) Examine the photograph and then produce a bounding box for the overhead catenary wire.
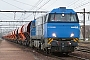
[25,0,51,20]
[30,0,44,10]
[14,0,46,10]
[0,10,48,20]
[18,13,24,20]
[44,0,57,9]
[67,0,89,11]
[1,0,51,20]
[2,0,50,20]
[1,0,44,20]
[24,0,44,20]
[68,0,87,9]
[36,0,58,17]
[1,0,25,10]
[36,0,51,10]
[14,0,40,9]
[34,0,51,18]
[0,13,13,19]
[17,0,44,20]
[67,0,80,7]
[67,0,89,10]
[74,1,90,9]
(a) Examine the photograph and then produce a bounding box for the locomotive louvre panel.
[36,17,43,37]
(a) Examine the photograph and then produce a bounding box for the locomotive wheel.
[44,48,51,56]
[48,49,52,55]
[44,48,48,55]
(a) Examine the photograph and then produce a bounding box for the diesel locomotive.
[30,7,80,54]
[3,7,80,54]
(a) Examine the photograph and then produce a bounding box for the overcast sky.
[0,0,90,35]
[0,0,90,20]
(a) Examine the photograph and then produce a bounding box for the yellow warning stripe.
[73,38,79,42]
[48,38,53,44]
[76,38,79,42]
[73,39,77,42]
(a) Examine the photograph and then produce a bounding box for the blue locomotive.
[30,7,80,54]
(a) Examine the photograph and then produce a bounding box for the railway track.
[50,53,90,60]
[76,47,90,53]
[7,41,90,60]
[79,41,90,44]
[24,47,90,60]
[69,53,89,60]
[72,45,90,60]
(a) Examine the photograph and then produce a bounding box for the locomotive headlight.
[52,33,56,37]
[70,33,74,37]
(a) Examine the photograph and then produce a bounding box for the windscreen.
[49,13,79,22]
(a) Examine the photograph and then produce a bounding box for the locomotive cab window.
[48,13,79,22]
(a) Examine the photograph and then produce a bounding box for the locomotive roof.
[50,7,76,14]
